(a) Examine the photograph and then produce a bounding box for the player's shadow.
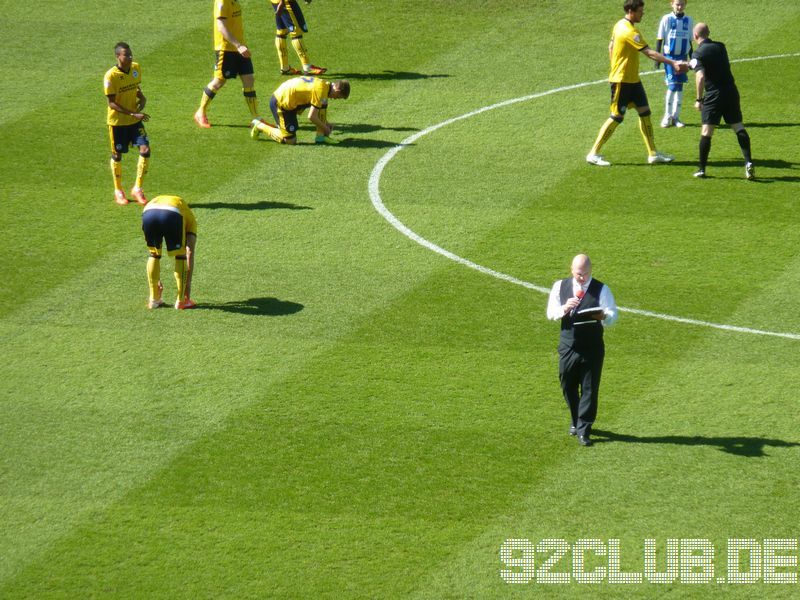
[335,123,419,134]
[591,429,800,457]
[198,297,304,316]
[723,122,800,129]
[326,71,450,81]
[317,138,412,149]
[193,200,313,211]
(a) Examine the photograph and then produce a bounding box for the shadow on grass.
[197,297,304,316]
[592,429,800,457]
[335,123,419,134]
[193,200,313,211]
[320,138,411,149]
[727,122,800,129]
[325,71,450,81]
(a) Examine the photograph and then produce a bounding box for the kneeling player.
[250,77,350,145]
[141,195,198,309]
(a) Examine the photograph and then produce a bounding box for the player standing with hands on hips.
[547,255,618,447]
[655,0,693,128]
[690,22,754,180]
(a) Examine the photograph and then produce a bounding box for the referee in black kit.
[690,22,754,179]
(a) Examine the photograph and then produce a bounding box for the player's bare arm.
[106,94,150,122]
[217,17,250,57]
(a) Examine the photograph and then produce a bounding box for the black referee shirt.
[693,39,736,92]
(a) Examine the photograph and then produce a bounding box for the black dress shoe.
[569,426,577,436]
[578,435,593,447]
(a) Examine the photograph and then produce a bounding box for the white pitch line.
[368,53,800,341]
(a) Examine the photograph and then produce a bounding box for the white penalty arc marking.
[368,52,800,342]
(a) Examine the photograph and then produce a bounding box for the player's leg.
[662,63,676,127]
[131,125,150,205]
[275,29,294,73]
[163,216,195,309]
[634,84,673,162]
[252,97,297,144]
[240,72,259,120]
[670,83,685,126]
[662,89,675,127]
[108,126,128,205]
[142,210,165,308]
[670,61,689,126]
[195,52,228,127]
[146,253,163,308]
[637,107,658,157]
[587,84,622,165]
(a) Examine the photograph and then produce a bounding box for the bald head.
[693,22,709,41]
[571,254,592,285]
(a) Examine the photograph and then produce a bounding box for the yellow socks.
[135,155,149,189]
[590,118,619,155]
[200,87,215,112]
[243,88,258,118]
[638,114,657,156]
[174,258,188,302]
[254,120,285,143]
[147,256,161,301]
[275,35,289,70]
[291,36,310,67]
[110,158,123,191]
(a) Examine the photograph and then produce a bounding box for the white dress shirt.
[546,276,618,326]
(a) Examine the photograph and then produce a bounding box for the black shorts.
[274,0,308,33]
[142,207,185,256]
[270,95,299,139]
[214,50,254,80]
[701,85,743,126]
[609,81,649,119]
[108,122,148,155]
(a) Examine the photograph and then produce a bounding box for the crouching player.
[141,195,198,310]
[250,77,349,145]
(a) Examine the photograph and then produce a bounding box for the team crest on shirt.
[633,34,641,43]
[133,70,139,78]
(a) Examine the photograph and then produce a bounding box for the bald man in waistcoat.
[546,254,618,446]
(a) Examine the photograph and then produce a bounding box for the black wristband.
[696,97,704,103]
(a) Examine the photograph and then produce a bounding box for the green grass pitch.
[2,0,800,597]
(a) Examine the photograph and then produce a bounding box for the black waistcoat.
[559,277,604,350]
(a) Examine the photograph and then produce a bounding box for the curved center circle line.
[368,53,800,341]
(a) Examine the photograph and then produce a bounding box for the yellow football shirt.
[274,77,330,111]
[609,18,648,83]
[103,62,142,126]
[214,0,245,52]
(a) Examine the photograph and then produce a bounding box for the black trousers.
[558,344,605,437]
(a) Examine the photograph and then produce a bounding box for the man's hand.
[673,60,689,74]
